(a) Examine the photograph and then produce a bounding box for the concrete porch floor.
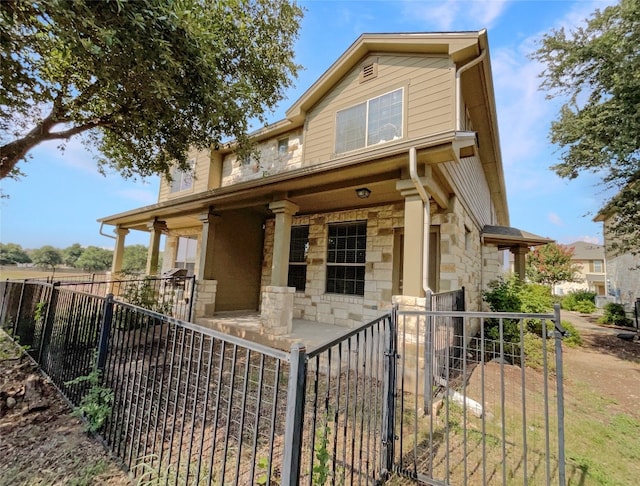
[195,311,354,353]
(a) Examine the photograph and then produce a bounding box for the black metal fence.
[1,274,195,322]
[0,281,566,485]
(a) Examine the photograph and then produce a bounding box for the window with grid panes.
[326,222,367,296]
[288,226,309,291]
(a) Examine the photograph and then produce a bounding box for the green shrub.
[522,333,556,371]
[573,300,596,314]
[483,275,522,313]
[599,303,633,327]
[561,290,597,311]
[561,320,582,347]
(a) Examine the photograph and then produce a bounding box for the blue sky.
[0,0,617,251]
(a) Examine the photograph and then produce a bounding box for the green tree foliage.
[532,0,640,254]
[0,0,302,181]
[121,244,148,273]
[31,245,63,270]
[526,243,581,289]
[62,243,84,267]
[0,242,32,264]
[75,246,113,272]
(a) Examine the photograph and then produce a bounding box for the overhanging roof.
[482,225,553,249]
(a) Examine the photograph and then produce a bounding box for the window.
[335,88,403,154]
[326,222,367,296]
[288,226,309,291]
[174,236,197,276]
[170,159,195,193]
[593,260,603,272]
[278,138,289,155]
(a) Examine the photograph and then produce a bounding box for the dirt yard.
[1,312,638,485]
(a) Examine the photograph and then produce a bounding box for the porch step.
[194,314,294,351]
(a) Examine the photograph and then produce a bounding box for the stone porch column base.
[194,280,217,320]
[261,286,295,336]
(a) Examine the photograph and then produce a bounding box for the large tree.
[0,0,302,181]
[31,245,63,271]
[0,242,32,265]
[526,243,581,290]
[75,246,113,272]
[122,244,148,274]
[532,0,640,254]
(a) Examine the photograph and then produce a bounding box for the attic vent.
[359,57,378,83]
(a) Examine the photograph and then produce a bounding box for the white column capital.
[269,200,299,215]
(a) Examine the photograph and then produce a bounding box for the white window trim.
[334,87,404,155]
[169,159,195,194]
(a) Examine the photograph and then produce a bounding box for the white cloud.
[402,0,510,31]
[548,212,564,226]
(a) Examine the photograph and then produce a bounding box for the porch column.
[197,209,220,280]
[261,200,299,335]
[269,200,299,286]
[111,226,129,274]
[396,180,429,297]
[512,245,529,281]
[146,219,167,276]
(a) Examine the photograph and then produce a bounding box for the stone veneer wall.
[221,130,304,185]
[261,204,404,328]
[432,196,483,312]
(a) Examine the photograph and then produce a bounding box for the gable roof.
[566,241,604,260]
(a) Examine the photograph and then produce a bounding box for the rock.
[6,396,17,408]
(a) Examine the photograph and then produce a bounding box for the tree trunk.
[0,116,102,179]
[0,126,51,179]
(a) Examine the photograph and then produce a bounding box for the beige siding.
[158,148,210,202]
[303,55,455,165]
[443,155,493,227]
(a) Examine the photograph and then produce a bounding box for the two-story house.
[98,31,548,337]
[554,241,606,296]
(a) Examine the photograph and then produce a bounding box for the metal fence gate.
[392,307,566,485]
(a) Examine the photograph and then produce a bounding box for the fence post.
[37,282,60,368]
[381,306,398,477]
[96,294,114,372]
[424,291,434,414]
[0,279,9,329]
[281,342,307,486]
[553,303,566,486]
[12,280,27,337]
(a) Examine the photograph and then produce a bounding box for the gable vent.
[359,57,378,83]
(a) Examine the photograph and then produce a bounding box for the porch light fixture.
[355,187,371,199]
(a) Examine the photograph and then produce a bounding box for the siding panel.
[444,155,493,226]
[304,55,454,164]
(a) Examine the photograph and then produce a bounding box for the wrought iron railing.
[0,282,566,485]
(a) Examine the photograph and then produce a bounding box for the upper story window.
[170,159,195,193]
[593,260,603,272]
[326,221,367,296]
[278,137,289,155]
[335,88,403,154]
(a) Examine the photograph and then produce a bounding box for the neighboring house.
[554,241,606,296]
[99,31,548,335]
[594,210,640,307]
